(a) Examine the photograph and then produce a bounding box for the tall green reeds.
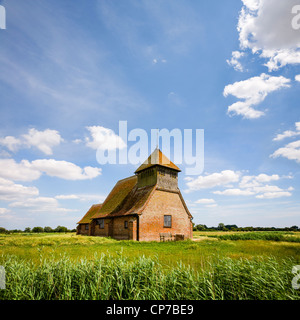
[0,253,299,300]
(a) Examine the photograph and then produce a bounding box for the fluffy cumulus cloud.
[0,128,63,155]
[213,189,255,196]
[9,196,76,213]
[271,122,300,163]
[30,159,102,180]
[273,122,300,141]
[223,73,291,118]
[0,177,39,201]
[0,208,10,214]
[271,140,300,163]
[85,126,126,150]
[55,194,105,202]
[226,51,245,71]
[0,136,22,152]
[0,159,42,181]
[195,198,216,204]
[185,170,240,192]
[22,128,63,155]
[0,158,101,181]
[186,171,293,199]
[237,0,300,71]
[195,198,217,208]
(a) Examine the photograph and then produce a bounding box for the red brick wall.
[93,219,109,237]
[139,189,192,241]
[91,217,133,240]
[128,217,137,240]
[111,216,130,240]
[77,224,89,235]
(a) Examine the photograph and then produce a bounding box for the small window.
[124,221,128,229]
[98,219,104,229]
[164,215,172,228]
[85,224,89,230]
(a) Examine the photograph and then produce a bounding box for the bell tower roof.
[135,148,181,174]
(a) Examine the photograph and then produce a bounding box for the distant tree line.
[193,223,299,232]
[0,226,76,234]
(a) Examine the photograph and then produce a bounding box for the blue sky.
[0,0,300,229]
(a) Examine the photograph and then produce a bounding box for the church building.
[76,148,193,241]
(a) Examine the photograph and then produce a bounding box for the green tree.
[0,227,7,234]
[55,226,68,233]
[218,223,225,230]
[32,226,44,233]
[44,226,53,233]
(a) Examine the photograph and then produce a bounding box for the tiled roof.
[135,148,181,173]
[90,174,156,219]
[91,175,138,219]
[77,204,102,224]
[107,185,156,217]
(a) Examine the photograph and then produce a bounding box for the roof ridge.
[135,148,181,173]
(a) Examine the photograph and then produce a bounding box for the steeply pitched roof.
[107,185,156,217]
[91,175,138,219]
[135,148,181,173]
[77,204,102,224]
[90,173,156,219]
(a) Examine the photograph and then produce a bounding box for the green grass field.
[0,231,300,300]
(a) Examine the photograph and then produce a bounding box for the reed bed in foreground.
[0,254,299,300]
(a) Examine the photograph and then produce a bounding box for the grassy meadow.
[0,231,300,300]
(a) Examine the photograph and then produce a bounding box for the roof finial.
[156,128,159,150]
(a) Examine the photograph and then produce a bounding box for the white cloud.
[206,204,218,208]
[72,139,82,144]
[0,136,21,152]
[223,73,291,119]
[0,208,10,214]
[0,158,101,181]
[273,130,300,141]
[22,128,63,155]
[152,58,167,65]
[31,159,102,180]
[55,194,105,202]
[195,198,216,204]
[9,196,76,213]
[55,194,80,200]
[0,159,41,181]
[212,172,293,199]
[226,51,245,71]
[256,191,292,199]
[273,122,300,141]
[85,126,126,151]
[0,177,39,201]
[10,197,58,209]
[237,0,300,71]
[0,150,12,158]
[185,170,240,192]
[252,184,284,193]
[271,139,300,163]
[296,75,300,82]
[186,171,293,200]
[213,188,255,196]
[0,128,63,155]
[254,174,280,183]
